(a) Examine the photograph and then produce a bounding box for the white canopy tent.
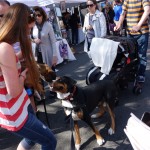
[9,0,54,6]
[9,0,102,7]
[9,0,88,7]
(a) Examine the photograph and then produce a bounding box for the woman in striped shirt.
[0,3,56,150]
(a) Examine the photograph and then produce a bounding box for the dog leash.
[41,75,76,149]
[40,75,52,91]
[70,110,75,150]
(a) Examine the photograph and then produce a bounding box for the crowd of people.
[61,10,80,45]
[0,0,150,149]
[83,0,150,93]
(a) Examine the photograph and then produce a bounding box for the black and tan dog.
[50,76,118,150]
[21,62,56,88]
[38,63,56,83]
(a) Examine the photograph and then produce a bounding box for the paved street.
[1,39,150,150]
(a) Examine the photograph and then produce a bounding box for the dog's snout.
[49,85,53,91]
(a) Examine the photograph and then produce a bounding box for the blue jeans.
[13,104,57,150]
[127,33,149,83]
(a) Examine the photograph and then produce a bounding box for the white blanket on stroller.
[89,38,120,75]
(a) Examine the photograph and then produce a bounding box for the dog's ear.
[44,72,56,83]
[62,76,77,85]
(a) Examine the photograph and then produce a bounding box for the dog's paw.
[75,144,81,150]
[108,128,115,135]
[91,113,101,119]
[97,139,105,145]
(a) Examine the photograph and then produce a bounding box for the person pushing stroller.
[114,0,150,94]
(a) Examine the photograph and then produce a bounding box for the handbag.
[109,23,116,32]
[59,40,68,59]
[105,9,116,32]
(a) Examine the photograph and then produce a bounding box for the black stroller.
[86,36,140,94]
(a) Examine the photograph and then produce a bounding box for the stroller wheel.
[133,83,143,95]
[119,82,128,90]
[115,97,119,106]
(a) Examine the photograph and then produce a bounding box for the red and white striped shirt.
[0,56,30,131]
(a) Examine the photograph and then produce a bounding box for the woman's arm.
[47,22,58,66]
[0,43,26,98]
[47,22,57,56]
[132,5,150,32]
[16,51,23,60]
[99,13,107,37]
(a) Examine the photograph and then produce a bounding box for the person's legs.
[88,41,91,51]
[106,22,110,35]
[66,30,71,44]
[37,51,43,64]
[75,28,79,44]
[128,33,149,92]
[72,29,75,44]
[14,105,57,150]
[136,33,149,82]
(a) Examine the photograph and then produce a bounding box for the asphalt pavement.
[1,38,150,150]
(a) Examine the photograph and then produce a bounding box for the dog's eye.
[57,86,63,90]
[58,79,62,82]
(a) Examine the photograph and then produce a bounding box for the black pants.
[88,41,91,51]
[37,51,43,64]
[72,28,78,44]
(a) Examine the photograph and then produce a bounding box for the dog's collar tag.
[66,86,76,101]
[57,92,70,99]
[70,97,74,101]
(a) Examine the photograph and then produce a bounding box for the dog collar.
[65,86,76,101]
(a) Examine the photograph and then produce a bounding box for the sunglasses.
[0,14,4,18]
[28,15,36,23]
[35,14,42,17]
[87,4,94,8]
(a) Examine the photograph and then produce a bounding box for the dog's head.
[38,63,56,83]
[51,76,77,94]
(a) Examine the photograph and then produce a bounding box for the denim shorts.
[13,104,57,150]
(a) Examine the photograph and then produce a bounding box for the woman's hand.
[52,56,58,67]
[33,38,41,44]
[114,23,121,31]
[20,68,28,81]
[86,25,93,30]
